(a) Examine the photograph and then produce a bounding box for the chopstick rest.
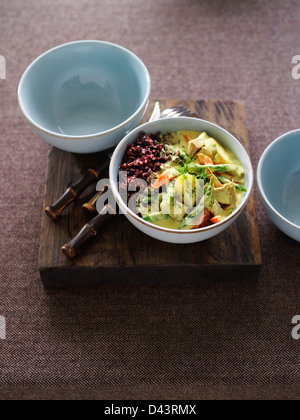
[61,204,116,259]
[45,159,109,221]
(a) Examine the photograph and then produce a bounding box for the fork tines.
[161,105,199,119]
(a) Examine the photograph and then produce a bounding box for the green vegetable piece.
[187,163,229,174]
[234,185,247,192]
[143,213,171,223]
[216,175,247,192]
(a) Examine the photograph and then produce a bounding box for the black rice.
[119,132,170,200]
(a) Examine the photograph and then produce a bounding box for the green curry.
[138,130,247,230]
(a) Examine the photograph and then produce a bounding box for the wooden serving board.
[39,99,262,286]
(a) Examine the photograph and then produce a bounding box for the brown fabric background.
[0,0,300,400]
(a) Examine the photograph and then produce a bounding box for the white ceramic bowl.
[18,41,151,154]
[257,129,300,242]
[110,117,253,244]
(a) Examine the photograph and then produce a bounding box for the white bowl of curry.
[110,117,253,244]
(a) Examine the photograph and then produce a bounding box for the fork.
[160,104,199,118]
[149,102,199,122]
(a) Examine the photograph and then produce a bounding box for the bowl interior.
[110,117,253,233]
[259,130,300,227]
[19,41,150,137]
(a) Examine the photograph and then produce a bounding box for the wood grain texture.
[39,99,262,285]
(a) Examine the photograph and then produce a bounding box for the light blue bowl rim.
[257,128,300,231]
[17,40,151,140]
[110,117,254,235]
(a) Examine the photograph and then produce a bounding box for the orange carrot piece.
[211,216,222,224]
[153,170,177,189]
[198,153,213,165]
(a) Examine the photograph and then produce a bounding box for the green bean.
[216,175,247,192]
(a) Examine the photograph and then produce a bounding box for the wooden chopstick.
[45,159,109,221]
[61,204,116,259]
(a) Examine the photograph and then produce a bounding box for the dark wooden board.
[39,99,262,286]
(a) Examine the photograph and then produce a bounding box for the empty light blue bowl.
[257,129,300,242]
[18,41,151,153]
